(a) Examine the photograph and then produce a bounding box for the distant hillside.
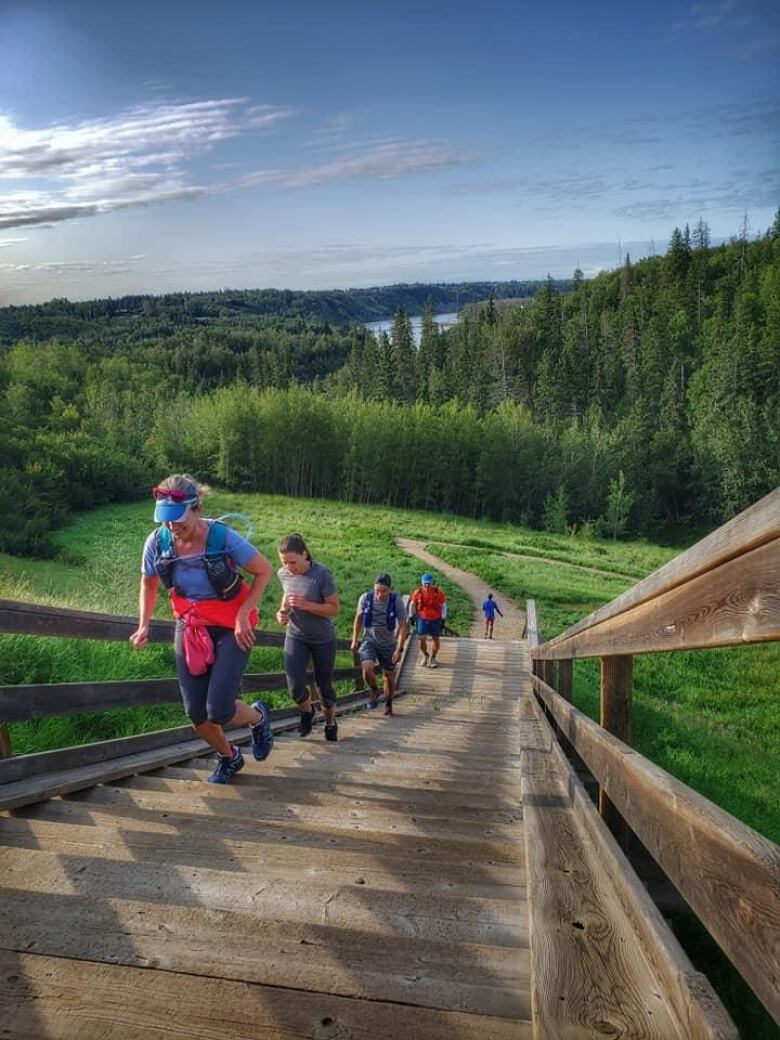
[0,280,570,344]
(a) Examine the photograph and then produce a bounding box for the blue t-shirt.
[482,598,500,620]
[142,521,257,601]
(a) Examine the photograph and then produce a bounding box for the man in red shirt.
[410,573,447,669]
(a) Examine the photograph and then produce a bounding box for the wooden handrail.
[0,599,354,651]
[0,598,360,759]
[531,672,780,1022]
[0,668,360,723]
[533,489,780,660]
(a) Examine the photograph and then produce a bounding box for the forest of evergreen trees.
[0,217,777,556]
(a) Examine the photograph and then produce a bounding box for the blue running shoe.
[249,700,274,761]
[208,745,245,784]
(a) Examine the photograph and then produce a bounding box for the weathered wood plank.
[0,815,526,897]
[0,846,528,948]
[0,950,533,1039]
[600,654,633,843]
[0,690,374,784]
[525,686,736,1039]
[0,693,373,809]
[44,781,524,847]
[557,658,573,701]
[535,487,780,658]
[8,795,524,869]
[520,699,683,1038]
[0,889,531,1019]
[0,598,353,650]
[532,673,780,1022]
[534,535,780,659]
[525,598,538,649]
[0,668,358,723]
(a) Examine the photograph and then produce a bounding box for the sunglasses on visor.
[151,486,198,503]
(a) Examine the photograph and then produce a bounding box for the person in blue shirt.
[130,473,275,784]
[482,592,504,639]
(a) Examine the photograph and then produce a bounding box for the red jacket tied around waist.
[170,584,258,676]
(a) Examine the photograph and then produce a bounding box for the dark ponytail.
[278,532,312,561]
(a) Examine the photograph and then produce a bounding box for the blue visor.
[154,497,197,523]
[421,572,434,584]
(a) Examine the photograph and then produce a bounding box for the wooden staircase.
[0,637,742,1039]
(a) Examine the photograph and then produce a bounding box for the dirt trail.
[426,539,636,582]
[395,538,527,641]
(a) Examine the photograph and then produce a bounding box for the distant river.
[364,312,458,346]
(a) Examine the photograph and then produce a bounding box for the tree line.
[336,215,779,531]
[0,216,776,556]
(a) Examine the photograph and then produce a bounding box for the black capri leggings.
[284,634,337,707]
[174,622,250,726]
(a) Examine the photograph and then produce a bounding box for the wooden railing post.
[600,654,633,844]
[558,659,573,701]
[0,723,11,758]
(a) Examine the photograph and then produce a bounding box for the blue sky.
[1,0,777,304]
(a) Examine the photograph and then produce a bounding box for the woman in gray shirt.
[276,533,340,740]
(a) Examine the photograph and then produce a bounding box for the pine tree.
[603,470,634,539]
[391,308,417,402]
[418,300,439,402]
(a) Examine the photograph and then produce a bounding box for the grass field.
[1,490,777,1036]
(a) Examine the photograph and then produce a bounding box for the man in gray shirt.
[351,573,408,715]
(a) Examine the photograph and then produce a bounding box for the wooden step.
[0,815,526,899]
[0,846,528,948]
[0,950,533,1039]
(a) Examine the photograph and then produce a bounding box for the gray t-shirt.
[357,591,407,648]
[277,560,337,644]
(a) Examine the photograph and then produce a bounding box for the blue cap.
[154,496,198,523]
[421,572,434,585]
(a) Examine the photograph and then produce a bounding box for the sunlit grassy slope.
[1,490,776,845]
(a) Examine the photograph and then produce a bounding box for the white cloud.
[0,99,295,230]
[0,101,474,230]
[276,140,474,187]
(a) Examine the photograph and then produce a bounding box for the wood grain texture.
[0,693,370,809]
[0,691,373,784]
[526,686,736,1040]
[534,487,780,658]
[0,668,358,723]
[520,691,684,1039]
[0,598,353,650]
[534,535,780,660]
[533,673,780,1023]
[526,599,538,650]
[0,951,532,1040]
[599,655,633,843]
[0,637,532,1038]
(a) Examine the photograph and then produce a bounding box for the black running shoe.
[298,708,315,737]
[324,722,338,742]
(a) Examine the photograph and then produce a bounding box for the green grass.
[428,542,780,844]
[1,490,778,1035]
